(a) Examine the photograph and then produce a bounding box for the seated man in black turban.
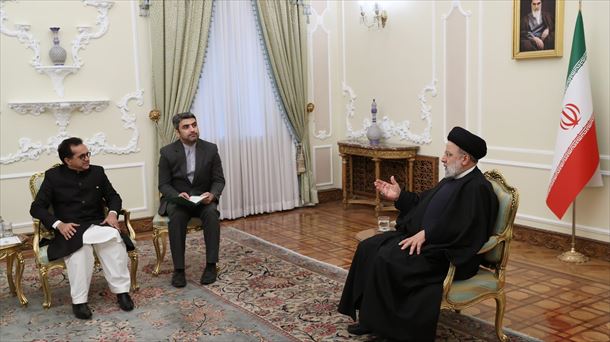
[338,126,499,342]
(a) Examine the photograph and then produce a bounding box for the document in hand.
[167,194,209,207]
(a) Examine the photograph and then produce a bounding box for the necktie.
[186,147,195,183]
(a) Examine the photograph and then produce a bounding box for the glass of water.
[2,221,13,237]
[377,216,390,232]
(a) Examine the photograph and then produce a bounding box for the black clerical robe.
[338,167,498,342]
[30,164,135,261]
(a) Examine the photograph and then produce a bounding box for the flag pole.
[558,199,589,263]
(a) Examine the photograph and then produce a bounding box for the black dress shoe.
[72,303,92,320]
[117,293,134,311]
[347,322,372,335]
[172,270,186,288]
[200,266,217,285]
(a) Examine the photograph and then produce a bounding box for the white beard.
[444,161,461,179]
[532,9,542,25]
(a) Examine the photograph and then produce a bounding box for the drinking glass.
[377,216,390,232]
[2,221,13,237]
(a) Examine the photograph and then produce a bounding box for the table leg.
[407,157,415,192]
[340,154,348,209]
[7,253,16,294]
[373,157,381,214]
[14,252,28,305]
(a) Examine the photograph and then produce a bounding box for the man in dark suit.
[158,112,225,287]
[30,137,135,320]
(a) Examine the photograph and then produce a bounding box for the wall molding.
[516,212,609,238]
[313,144,333,187]
[341,2,435,145]
[0,0,114,97]
[481,158,610,176]
[309,1,332,140]
[442,0,471,137]
[3,100,109,164]
[1,1,145,165]
[7,161,148,231]
[2,93,142,164]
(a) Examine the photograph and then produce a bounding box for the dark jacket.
[30,164,134,261]
[158,139,225,215]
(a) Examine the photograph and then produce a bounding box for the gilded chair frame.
[29,165,139,308]
[441,169,519,342]
[151,215,203,275]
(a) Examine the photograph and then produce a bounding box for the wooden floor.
[222,201,610,342]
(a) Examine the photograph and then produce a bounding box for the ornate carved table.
[338,140,420,214]
[0,234,29,305]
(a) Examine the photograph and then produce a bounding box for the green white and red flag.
[546,10,602,219]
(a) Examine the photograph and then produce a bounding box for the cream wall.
[1,0,607,243]
[0,0,156,233]
[308,0,609,242]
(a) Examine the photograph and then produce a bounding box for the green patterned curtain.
[255,0,318,205]
[150,0,213,146]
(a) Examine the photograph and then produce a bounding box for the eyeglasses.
[75,152,91,161]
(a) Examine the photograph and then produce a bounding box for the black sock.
[206,262,216,269]
[175,268,184,273]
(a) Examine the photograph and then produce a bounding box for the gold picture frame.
[513,0,564,59]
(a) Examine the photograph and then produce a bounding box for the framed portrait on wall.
[513,0,564,59]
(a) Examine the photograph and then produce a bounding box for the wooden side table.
[338,140,419,214]
[0,234,29,305]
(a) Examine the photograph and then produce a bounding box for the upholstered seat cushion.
[37,245,51,265]
[152,214,202,228]
[447,268,499,302]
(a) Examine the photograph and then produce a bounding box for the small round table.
[355,228,381,241]
[0,234,29,305]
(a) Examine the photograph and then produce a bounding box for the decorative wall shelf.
[33,66,80,97]
[0,0,114,97]
[8,100,109,134]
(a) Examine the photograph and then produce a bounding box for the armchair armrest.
[120,208,137,241]
[477,235,500,254]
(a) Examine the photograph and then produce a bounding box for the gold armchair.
[441,169,519,342]
[29,165,139,308]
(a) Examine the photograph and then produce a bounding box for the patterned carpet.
[0,227,537,341]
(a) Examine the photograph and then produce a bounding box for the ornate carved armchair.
[441,169,519,342]
[151,214,203,276]
[29,165,139,308]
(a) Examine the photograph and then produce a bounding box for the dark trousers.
[166,202,220,270]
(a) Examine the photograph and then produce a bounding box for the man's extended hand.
[374,176,401,201]
[58,222,79,240]
[100,211,120,230]
[398,230,426,255]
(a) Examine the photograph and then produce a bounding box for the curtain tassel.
[296,143,306,174]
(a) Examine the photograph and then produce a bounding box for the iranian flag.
[546,10,602,219]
